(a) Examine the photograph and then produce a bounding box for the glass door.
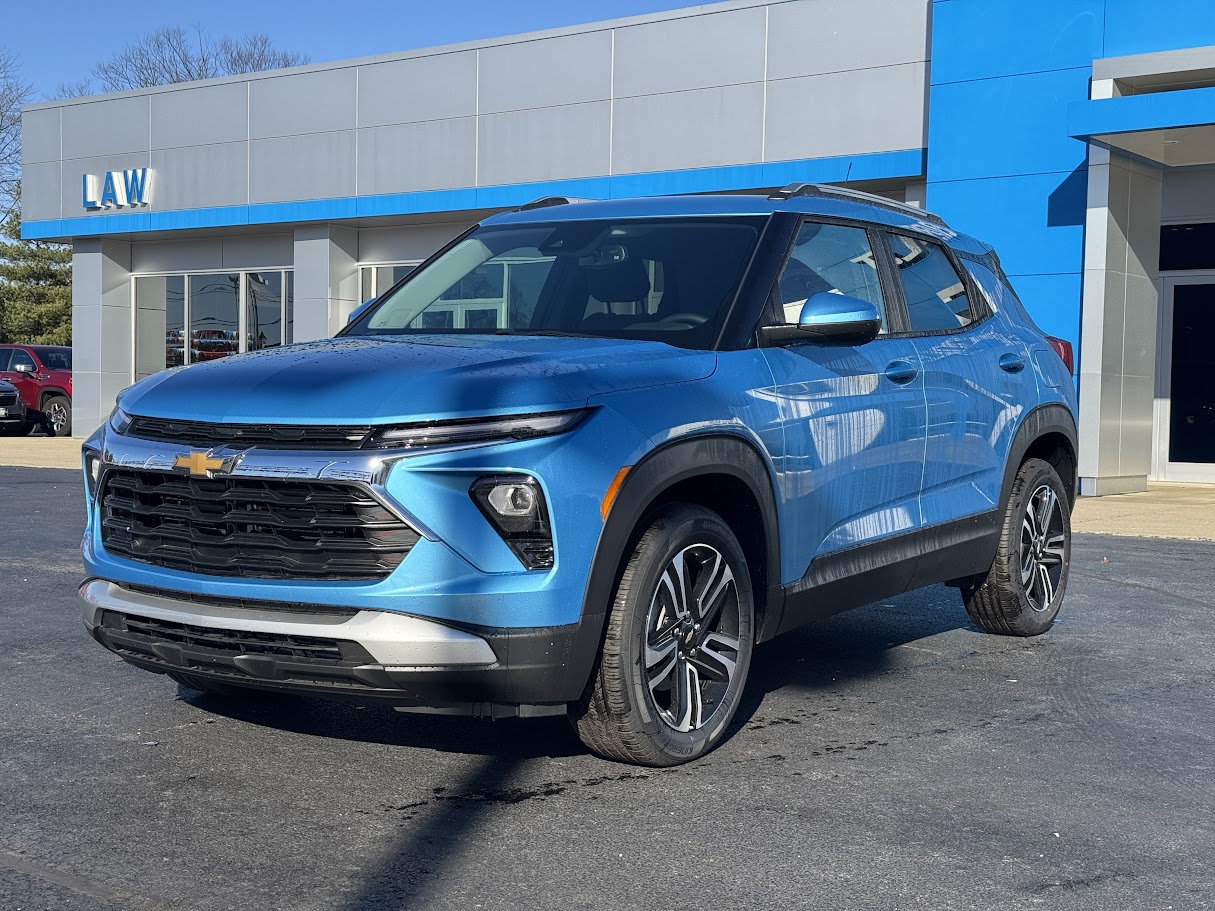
[1155,276,1215,482]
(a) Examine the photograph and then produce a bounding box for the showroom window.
[359,262,419,302]
[133,270,294,381]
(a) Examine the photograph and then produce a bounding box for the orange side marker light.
[600,466,632,521]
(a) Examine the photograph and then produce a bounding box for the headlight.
[109,406,133,435]
[470,475,554,570]
[84,450,102,500]
[362,409,589,450]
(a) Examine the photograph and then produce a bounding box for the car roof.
[484,192,993,257]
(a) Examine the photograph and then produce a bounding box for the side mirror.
[758,293,882,346]
[13,362,35,374]
[347,298,377,325]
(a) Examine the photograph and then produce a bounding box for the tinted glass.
[347,218,765,350]
[8,348,35,371]
[189,274,240,362]
[246,272,284,350]
[285,272,294,345]
[0,349,10,371]
[1170,283,1215,463]
[1161,223,1215,271]
[886,234,973,332]
[774,222,886,329]
[34,348,72,370]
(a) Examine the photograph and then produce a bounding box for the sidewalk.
[1072,482,1215,542]
[0,436,81,471]
[2,436,1211,541]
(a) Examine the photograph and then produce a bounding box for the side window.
[773,222,887,330]
[8,349,35,372]
[885,234,973,332]
[0,349,10,371]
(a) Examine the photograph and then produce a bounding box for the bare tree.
[0,50,32,221]
[83,25,310,93]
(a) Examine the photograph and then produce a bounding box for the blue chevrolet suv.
[80,184,1078,766]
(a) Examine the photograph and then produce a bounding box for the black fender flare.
[998,403,1078,510]
[556,433,784,701]
[38,387,71,409]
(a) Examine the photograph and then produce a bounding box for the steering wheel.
[658,312,708,328]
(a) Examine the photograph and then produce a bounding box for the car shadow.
[180,584,974,760]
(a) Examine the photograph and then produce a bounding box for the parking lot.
[2,464,1213,911]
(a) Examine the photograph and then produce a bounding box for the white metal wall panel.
[357,52,479,127]
[150,82,249,149]
[478,31,613,114]
[357,119,477,195]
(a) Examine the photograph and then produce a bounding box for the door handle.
[884,360,919,384]
[998,352,1027,373]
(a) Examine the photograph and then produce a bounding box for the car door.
[880,232,1036,527]
[760,220,927,583]
[0,347,39,411]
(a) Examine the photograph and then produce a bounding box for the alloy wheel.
[643,544,741,732]
[1020,484,1067,612]
[48,401,68,434]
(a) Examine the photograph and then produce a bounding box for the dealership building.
[18,0,1215,490]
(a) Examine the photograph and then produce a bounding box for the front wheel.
[962,457,1072,636]
[573,505,755,766]
[41,396,71,437]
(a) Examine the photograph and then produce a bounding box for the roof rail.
[516,195,591,212]
[768,182,946,226]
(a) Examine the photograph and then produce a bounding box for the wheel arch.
[38,387,71,410]
[561,432,784,701]
[1000,403,1079,510]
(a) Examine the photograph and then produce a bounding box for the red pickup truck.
[0,344,73,436]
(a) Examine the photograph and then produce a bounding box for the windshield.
[344,217,765,349]
[34,347,72,370]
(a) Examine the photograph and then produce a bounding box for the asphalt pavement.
[1,465,1212,911]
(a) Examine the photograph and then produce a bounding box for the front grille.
[0,392,17,407]
[94,609,389,690]
[100,469,419,581]
[126,415,373,449]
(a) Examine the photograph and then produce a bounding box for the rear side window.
[0,349,10,371]
[774,222,887,329]
[966,259,1043,334]
[885,234,973,332]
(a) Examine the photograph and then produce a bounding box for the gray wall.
[22,0,930,227]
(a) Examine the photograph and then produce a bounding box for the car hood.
[120,335,717,424]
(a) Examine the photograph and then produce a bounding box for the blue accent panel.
[1068,86,1215,140]
[20,149,926,241]
[930,0,1105,86]
[1004,272,1083,349]
[928,67,1093,182]
[928,172,1086,278]
[1103,0,1215,57]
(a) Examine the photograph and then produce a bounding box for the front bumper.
[81,580,584,712]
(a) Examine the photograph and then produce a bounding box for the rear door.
[879,233,1037,526]
[760,220,927,581]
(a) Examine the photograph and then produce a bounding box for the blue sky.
[8,0,699,100]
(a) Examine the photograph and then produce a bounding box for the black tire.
[41,395,71,437]
[167,671,250,698]
[573,504,755,766]
[962,458,1071,636]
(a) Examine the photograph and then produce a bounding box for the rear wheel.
[962,458,1071,636]
[573,505,754,766]
[41,395,71,437]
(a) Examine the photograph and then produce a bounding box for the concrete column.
[72,238,132,439]
[292,225,360,341]
[1077,147,1163,495]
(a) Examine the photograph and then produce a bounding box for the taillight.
[1046,336,1074,374]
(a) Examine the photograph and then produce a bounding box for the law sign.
[82,168,153,210]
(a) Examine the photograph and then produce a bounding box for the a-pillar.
[292,225,360,341]
[71,238,132,439]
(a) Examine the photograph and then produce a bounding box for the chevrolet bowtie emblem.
[173,451,227,477]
